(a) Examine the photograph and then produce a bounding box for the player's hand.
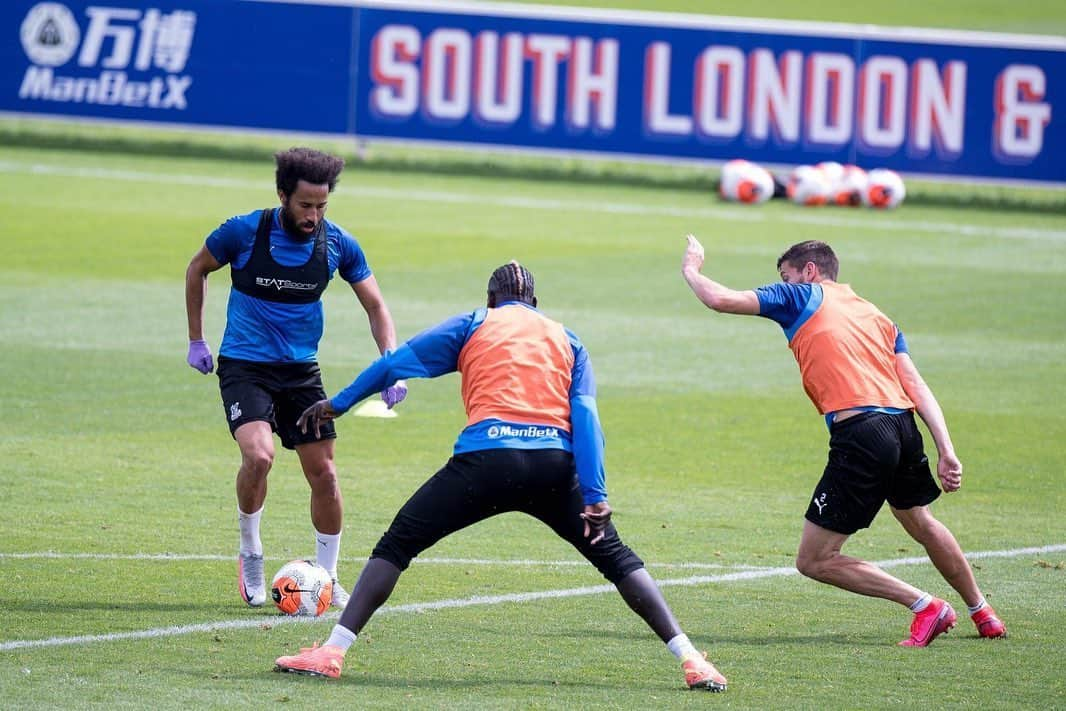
[297,399,338,438]
[187,339,214,374]
[580,501,613,545]
[381,380,408,409]
[682,233,705,274]
[937,452,962,492]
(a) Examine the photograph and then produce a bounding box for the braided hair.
[487,260,537,307]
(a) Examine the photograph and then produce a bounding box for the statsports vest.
[789,281,914,415]
[457,305,574,431]
[230,208,328,304]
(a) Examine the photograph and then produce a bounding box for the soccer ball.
[814,161,845,191]
[270,560,333,616]
[718,159,775,204]
[832,165,868,206]
[787,165,831,206]
[863,168,906,208]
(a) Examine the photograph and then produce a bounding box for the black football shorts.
[805,411,941,535]
[216,356,335,449]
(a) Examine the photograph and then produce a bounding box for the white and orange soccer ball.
[270,560,333,616]
[814,161,845,191]
[832,164,868,206]
[863,168,906,209]
[787,165,831,206]
[718,159,775,204]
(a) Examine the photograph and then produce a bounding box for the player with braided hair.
[274,261,729,691]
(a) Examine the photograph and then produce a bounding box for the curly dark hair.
[487,261,537,307]
[777,240,839,280]
[274,147,345,196]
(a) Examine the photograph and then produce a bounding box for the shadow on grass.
[536,626,897,648]
[170,665,622,692]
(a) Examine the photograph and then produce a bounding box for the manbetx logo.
[487,425,561,439]
[17,2,196,110]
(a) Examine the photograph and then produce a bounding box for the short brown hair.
[274,147,345,196]
[777,240,839,280]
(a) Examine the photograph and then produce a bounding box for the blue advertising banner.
[3,0,1063,184]
[3,0,355,133]
[351,1,1065,185]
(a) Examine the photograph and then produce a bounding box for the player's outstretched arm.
[895,352,962,492]
[680,234,760,315]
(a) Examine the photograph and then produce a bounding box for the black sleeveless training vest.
[230,208,329,304]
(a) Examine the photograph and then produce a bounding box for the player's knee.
[306,466,339,494]
[241,448,274,477]
[371,514,433,572]
[795,552,824,580]
[585,538,644,583]
[370,535,414,572]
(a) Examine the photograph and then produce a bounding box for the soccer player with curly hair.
[184,147,408,610]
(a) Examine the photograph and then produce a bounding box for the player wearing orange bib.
[681,236,1005,647]
[274,261,728,690]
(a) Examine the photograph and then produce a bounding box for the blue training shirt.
[329,303,609,505]
[205,209,372,362]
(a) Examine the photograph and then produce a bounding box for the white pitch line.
[0,160,1063,242]
[1,543,1062,652]
[0,551,774,570]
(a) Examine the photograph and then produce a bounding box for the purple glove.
[187,339,214,374]
[381,381,408,409]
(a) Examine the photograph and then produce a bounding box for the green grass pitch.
[1,139,1063,709]
[1,3,1065,708]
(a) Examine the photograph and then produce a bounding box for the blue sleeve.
[204,213,256,266]
[330,312,477,413]
[754,282,814,328]
[567,330,607,505]
[335,228,372,284]
[894,325,909,354]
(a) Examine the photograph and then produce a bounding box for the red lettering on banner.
[643,42,691,135]
[567,37,618,132]
[367,24,1053,169]
[473,32,523,125]
[748,49,802,145]
[524,34,570,130]
[994,64,1051,162]
[909,59,966,158]
[858,55,908,153]
[370,25,420,118]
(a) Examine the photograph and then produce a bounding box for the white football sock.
[666,633,699,661]
[967,598,987,615]
[326,624,357,652]
[909,593,933,612]
[238,506,263,556]
[315,529,342,578]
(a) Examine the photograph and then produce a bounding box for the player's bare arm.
[185,245,223,341]
[680,234,760,315]
[351,275,398,353]
[895,352,962,492]
[351,276,408,407]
